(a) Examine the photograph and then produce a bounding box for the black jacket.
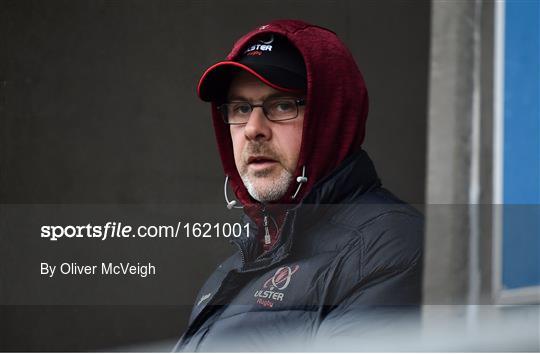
[175,151,423,352]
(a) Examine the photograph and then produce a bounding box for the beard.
[241,168,293,202]
[238,142,294,202]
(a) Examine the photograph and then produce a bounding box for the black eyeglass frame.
[217,98,306,125]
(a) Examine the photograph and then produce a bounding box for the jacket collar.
[301,149,380,206]
[234,149,381,272]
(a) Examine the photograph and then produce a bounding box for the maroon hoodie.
[204,20,369,251]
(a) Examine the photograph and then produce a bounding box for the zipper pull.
[263,214,271,245]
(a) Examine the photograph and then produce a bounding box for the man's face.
[228,71,304,202]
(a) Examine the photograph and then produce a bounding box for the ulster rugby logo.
[264,265,299,290]
[254,265,300,308]
[244,34,274,56]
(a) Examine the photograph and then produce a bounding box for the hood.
[206,19,369,212]
[202,20,370,253]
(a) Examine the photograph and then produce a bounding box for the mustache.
[242,143,280,162]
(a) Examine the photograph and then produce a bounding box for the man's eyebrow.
[227,92,304,101]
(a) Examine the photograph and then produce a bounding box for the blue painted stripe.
[502,0,540,290]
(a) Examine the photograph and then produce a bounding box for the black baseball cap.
[197,34,307,102]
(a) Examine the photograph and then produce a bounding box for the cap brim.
[197,61,304,102]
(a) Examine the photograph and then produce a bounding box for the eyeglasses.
[218,97,306,125]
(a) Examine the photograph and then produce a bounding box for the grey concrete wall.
[424,0,495,305]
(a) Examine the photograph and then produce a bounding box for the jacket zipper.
[232,207,293,269]
[262,207,271,245]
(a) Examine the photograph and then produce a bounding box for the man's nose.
[243,107,272,141]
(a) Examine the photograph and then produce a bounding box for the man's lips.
[246,156,279,171]
[247,156,277,164]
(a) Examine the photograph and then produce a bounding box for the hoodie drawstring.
[292,165,308,199]
[224,175,244,209]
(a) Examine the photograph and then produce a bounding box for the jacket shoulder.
[322,190,424,306]
[330,187,423,275]
[332,187,422,230]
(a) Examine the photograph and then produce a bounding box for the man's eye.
[273,101,295,113]
[232,104,251,115]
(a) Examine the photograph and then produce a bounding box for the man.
[175,20,423,351]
